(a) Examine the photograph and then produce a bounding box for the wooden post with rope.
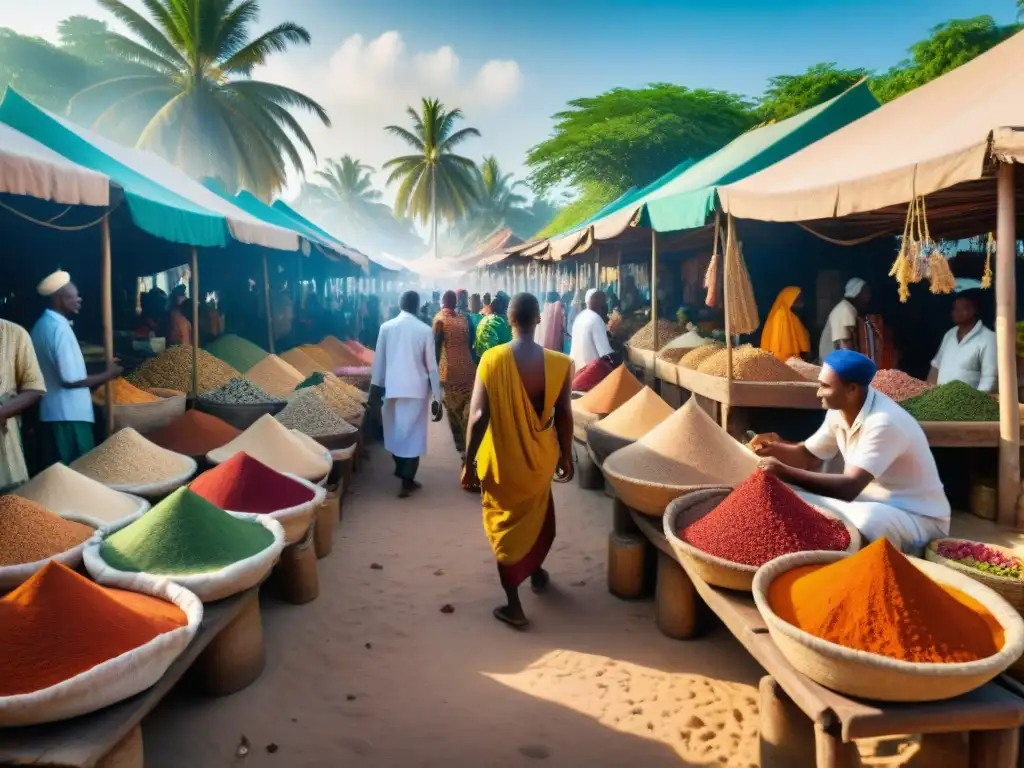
[995,164,1021,527]
[190,248,199,399]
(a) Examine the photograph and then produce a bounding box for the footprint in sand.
[518,744,550,759]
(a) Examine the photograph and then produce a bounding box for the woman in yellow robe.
[760,286,810,361]
[464,293,575,629]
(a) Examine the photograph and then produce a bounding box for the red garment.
[572,357,614,392]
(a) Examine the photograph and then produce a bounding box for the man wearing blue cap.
[756,349,949,553]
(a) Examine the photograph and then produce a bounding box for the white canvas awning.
[0,122,109,206]
[720,30,1024,222]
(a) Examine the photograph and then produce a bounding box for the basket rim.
[926,538,1024,586]
[602,456,733,493]
[752,549,1024,676]
[664,491,860,574]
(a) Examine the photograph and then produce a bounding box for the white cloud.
[256,31,524,204]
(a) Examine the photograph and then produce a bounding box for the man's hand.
[105,364,124,380]
[431,400,444,423]
[758,455,785,477]
[748,432,781,454]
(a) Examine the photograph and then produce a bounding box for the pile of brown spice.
[697,345,806,382]
[870,369,933,402]
[0,496,94,566]
[678,343,725,369]
[147,409,241,457]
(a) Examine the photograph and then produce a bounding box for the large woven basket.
[195,398,286,431]
[584,423,633,468]
[752,550,1024,702]
[925,539,1024,612]
[98,387,186,435]
[663,489,861,592]
[571,402,600,442]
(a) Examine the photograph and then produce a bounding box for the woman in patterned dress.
[433,290,477,459]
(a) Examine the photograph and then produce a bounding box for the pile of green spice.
[204,334,269,374]
[99,487,274,575]
[900,380,1000,422]
[296,371,326,390]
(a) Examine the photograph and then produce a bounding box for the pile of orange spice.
[768,538,1004,663]
[92,378,161,405]
[0,562,186,696]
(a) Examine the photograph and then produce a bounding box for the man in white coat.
[370,291,443,497]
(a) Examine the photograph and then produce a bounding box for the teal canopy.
[535,81,879,258]
[270,200,369,269]
[0,89,298,251]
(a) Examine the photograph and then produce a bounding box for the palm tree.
[316,156,381,209]
[383,97,480,259]
[70,0,329,198]
[466,155,527,239]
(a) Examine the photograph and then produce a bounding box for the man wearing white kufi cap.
[817,277,872,363]
[30,271,122,464]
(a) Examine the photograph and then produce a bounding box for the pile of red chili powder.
[147,409,241,457]
[680,469,850,567]
[189,452,315,513]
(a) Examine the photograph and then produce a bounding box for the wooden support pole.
[996,163,1020,528]
[594,246,601,289]
[262,253,275,354]
[616,249,622,297]
[721,214,734,430]
[190,247,199,399]
[969,727,1020,768]
[651,231,659,374]
[100,216,114,437]
[758,676,816,768]
[654,550,699,639]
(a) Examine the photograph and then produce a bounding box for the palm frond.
[231,89,317,159]
[384,125,424,151]
[69,75,173,117]
[212,0,260,60]
[136,0,188,49]
[92,84,177,133]
[96,0,188,70]
[103,33,182,74]
[219,22,312,74]
[440,126,480,151]
[223,80,329,125]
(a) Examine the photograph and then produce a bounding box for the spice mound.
[786,358,822,381]
[936,540,1023,579]
[900,380,1000,422]
[276,390,356,437]
[0,496,94,567]
[319,336,365,367]
[576,365,644,416]
[207,414,331,479]
[678,342,725,370]
[100,487,275,576]
[595,387,673,440]
[345,339,375,364]
[91,378,160,405]
[244,354,305,397]
[280,348,324,377]
[0,562,186,696]
[191,452,315,513]
[681,469,850,567]
[768,538,1005,663]
[147,409,240,457]
[299,344,342,371]
[628,320,682,351]
[295,373,366,421]
[129,346,239,395]
[203,334,268,373]
[871,369,932,402]
[696,345,806,382]
[198,377,284,406]
[71,428,194,487]
[13,464,143,525]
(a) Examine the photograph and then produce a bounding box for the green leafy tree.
[314,156,382,211]
[758,63,870,123]
[526,84,754,197]
[57,16,116,64]
[383,97,480,259]
[71,0,329,198]
[535,181,619,239]
[458,155,528,244]
[871,16,1018,102]
[0,29,100,112]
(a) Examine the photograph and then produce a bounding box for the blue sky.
[4,0,1018,202]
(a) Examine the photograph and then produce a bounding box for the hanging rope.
[796,221,893,246]
[0,197,122,231]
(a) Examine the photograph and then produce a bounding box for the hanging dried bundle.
[724,216,760,335]
[927,249,956,294]
[888,196,942,303]
[704,213,722,308]
[982,233,994,289]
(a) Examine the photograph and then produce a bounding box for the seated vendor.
[928,290,996,392]
[755,349,950,553]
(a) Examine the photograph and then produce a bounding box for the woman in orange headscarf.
[760,286,810,362]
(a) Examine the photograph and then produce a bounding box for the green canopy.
[0,89,298,251]
[535,81,879,258]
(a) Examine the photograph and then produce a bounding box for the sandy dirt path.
[141,421,933,767]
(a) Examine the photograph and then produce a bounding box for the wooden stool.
[575,438,603,491]
[654,550,700,639]
[759,676,817,768]
[278,523,319,604]
[96,725,143,768]
[314,495,336,559]
[194,589,266,696]
[607,532,646,599]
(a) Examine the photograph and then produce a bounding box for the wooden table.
[622,509,1024,768]
[0,588,263,768]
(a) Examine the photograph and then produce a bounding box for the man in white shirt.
[929,291,997,392]
[569,289,613,371]
[756,349,949,553]
[370,291,443,498]
[817,277,871,362]
[30,271,121,465]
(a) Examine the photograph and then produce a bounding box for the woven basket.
[572,402,600,442]
[925,539,1024,613]
[97,387,187,435]
[752,550,1024,702]
[584,424,633,468]
[195,398,286,432]
[663,489,861,592]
